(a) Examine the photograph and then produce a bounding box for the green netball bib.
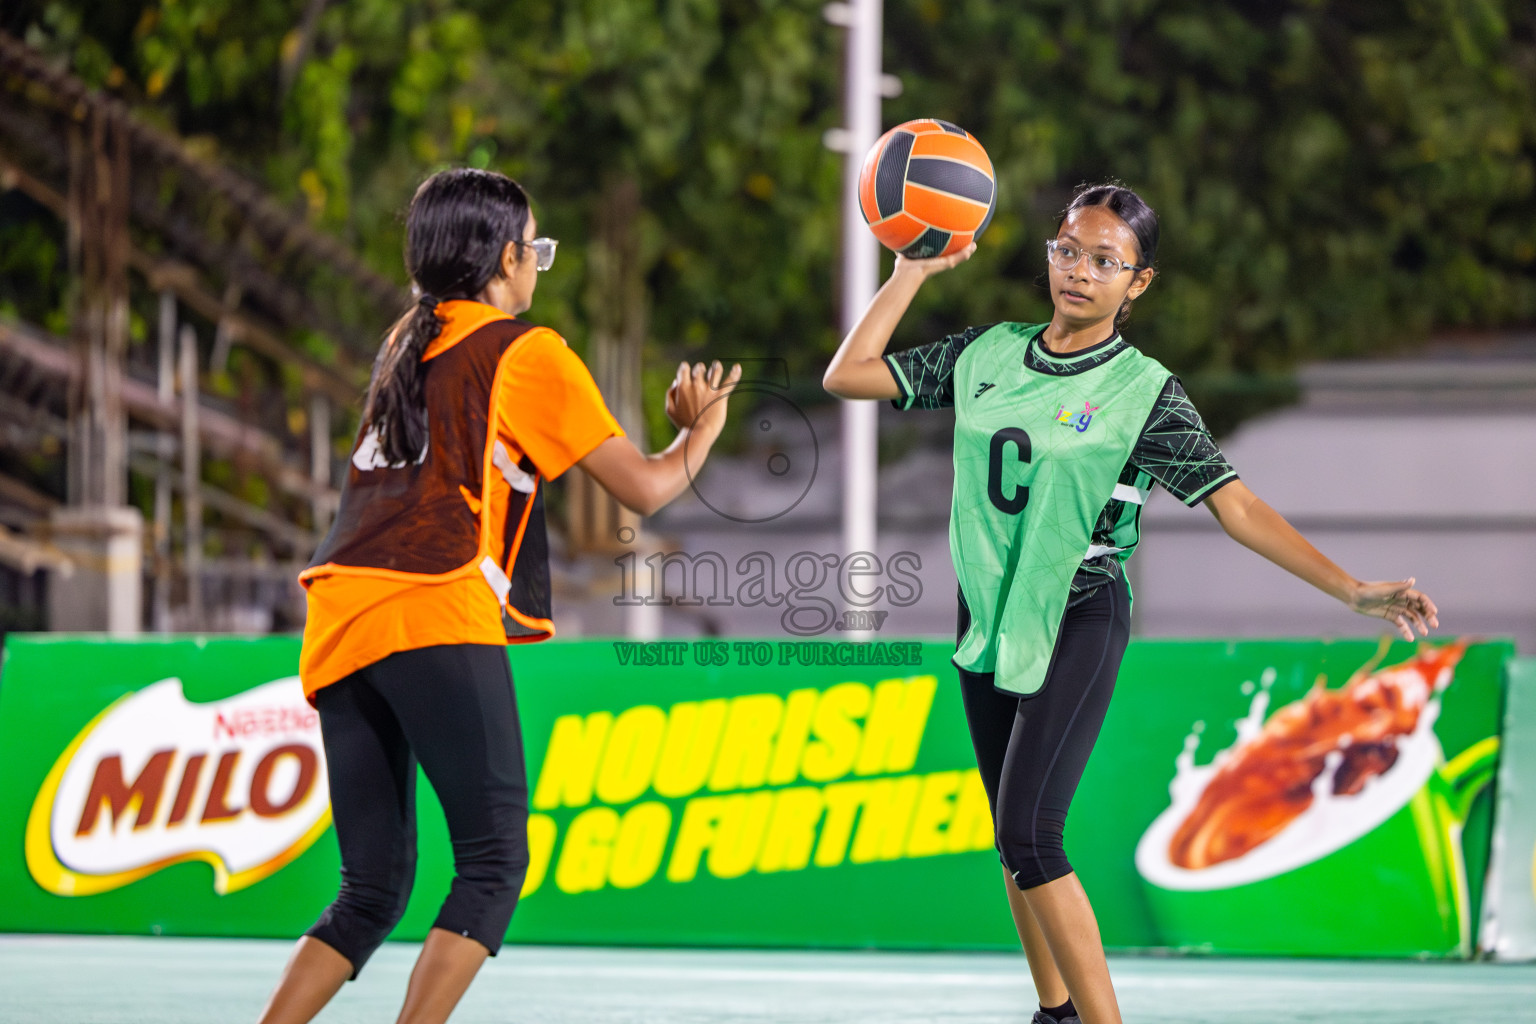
[948,323,1170,696]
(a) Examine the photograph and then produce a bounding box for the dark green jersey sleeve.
[883,324,994,410]
[1130,377,1239,506]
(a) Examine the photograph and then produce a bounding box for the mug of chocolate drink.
[1135,642,1498,957]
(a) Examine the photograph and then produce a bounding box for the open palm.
[1351,578,1439,641]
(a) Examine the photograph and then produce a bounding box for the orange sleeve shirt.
[500,330,629,481]
[298,307,624,698]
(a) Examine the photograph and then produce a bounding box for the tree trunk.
[65,109,131,509]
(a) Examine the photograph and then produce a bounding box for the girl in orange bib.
[256,168,739,1024]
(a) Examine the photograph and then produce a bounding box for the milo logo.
[25,677,331,896]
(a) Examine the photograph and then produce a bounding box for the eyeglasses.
[515,237,559,272]
[1045,240,1145,282]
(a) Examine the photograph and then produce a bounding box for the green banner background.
[0,635,1509,956]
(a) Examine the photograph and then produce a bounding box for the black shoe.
[1031,1011,1081,1024]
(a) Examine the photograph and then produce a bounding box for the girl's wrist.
[675,422,721,448]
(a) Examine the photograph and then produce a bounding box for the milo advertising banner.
[0,634,1510,957]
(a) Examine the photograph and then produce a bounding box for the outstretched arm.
[823,245,975,399]
[1203,480,1439,642]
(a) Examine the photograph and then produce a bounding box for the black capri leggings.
[957,573,1131,891]
[305,643,530,977]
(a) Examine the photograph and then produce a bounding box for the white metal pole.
[838,0,882,639]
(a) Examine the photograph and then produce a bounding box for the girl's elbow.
[624,488,661,518]
[1217,512,1256,546]
[822,367,847,397]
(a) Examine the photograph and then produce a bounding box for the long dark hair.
[363,168,532,465]
[1059,182,1159,324]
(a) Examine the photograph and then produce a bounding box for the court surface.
[2,935,1533,1023]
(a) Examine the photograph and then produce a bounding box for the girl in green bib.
[823,183,1439,1024]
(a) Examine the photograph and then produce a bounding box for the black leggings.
[306,643,530,977]
[957,574,1131,890]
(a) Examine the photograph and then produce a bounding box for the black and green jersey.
[885,322,1237,696]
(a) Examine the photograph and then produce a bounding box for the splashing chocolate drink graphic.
[1134,639,1500,957]
[1167,642,1468,871]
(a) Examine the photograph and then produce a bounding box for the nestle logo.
[213,706,318,740]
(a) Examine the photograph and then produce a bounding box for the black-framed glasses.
[515,237,559,272]
[1045,240,1145,282]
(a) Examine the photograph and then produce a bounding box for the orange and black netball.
[857,118,997,259]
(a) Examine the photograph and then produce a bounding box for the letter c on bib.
[986,427,1031,515]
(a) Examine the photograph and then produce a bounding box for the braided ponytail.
[362,169,531,466]
[363,296,443,465]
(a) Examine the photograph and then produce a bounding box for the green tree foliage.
[888,0,1536,430]
[7,0,843,444]
[5,0,1534,442]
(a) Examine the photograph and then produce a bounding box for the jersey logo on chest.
[1053,401,1100,433]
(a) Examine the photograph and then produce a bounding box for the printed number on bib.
[986,427,1031,514]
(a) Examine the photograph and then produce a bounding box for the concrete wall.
[1135,355,1536,651]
